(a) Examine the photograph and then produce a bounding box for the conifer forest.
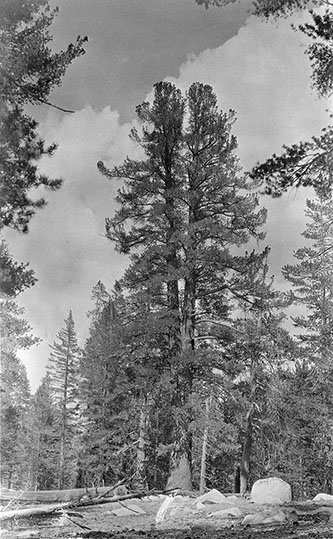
[1,1,333,528]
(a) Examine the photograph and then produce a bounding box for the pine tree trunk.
[58,436,65,491]
[166,382,193,491]
[58,337,70,490]
[240,293,263,496]
[233,464,240,493]
[166,276,197,491]
[199,396,211,494]
[135,397,148,489]
[165,273,193,490]
[240,404,253,496]
[199,430,208,494]
[7,469,12,490]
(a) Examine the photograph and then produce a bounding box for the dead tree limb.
[0,488,177,522]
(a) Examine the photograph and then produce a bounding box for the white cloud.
[166,13,329,169]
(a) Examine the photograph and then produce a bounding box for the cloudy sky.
[5,0,331,392]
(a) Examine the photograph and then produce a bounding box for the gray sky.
[5,0,331,392]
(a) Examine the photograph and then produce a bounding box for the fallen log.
[0,488,170,522]
[0,503,63,520]
[0,485,125,504]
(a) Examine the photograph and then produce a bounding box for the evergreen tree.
[0,297,37,489]
[0,351,33,489]
[47,310,80,489]
[0,239,36,297]
[259,358,333,498]
[87,280,110,323]
[0,241,38,488]
[32,375,61,490]
[283,196,333,369]
[98,81,266,488]
[231,313,295,493]
[188,382,240,493]
[79,286,136,487]
[0,0,87,232]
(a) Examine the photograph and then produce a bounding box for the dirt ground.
[2,495,333,539]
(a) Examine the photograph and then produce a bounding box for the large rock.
[250,477,291,505]
[313,493,333,505]
[155,495,174,523]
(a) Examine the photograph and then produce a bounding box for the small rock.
[183,506,195,514]
[251,477,291,505]
[242,510,286,526]
[225,495,239,504]
[177,495,191,503]
[195,488,226,504]
[209,506,242,518]
[286,509,299,523]
[112,503,146,517]
[195,501,206,510]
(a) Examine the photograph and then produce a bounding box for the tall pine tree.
[79,292,133,487]
[98,81,266,488]
[47,311,80,489]
[32,374,61,490]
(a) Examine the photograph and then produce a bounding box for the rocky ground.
[2,490,333,539]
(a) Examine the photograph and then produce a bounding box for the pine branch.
[0,65,75,113]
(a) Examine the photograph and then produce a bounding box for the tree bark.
[166,453,192,491]
[233,464,240,493]
[240,404,253,496]
[199,396,211,494]
[134,396,148,490]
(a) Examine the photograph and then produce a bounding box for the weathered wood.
[0,485,120,504]
[0,488,172,522]
[0,503,62,520]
